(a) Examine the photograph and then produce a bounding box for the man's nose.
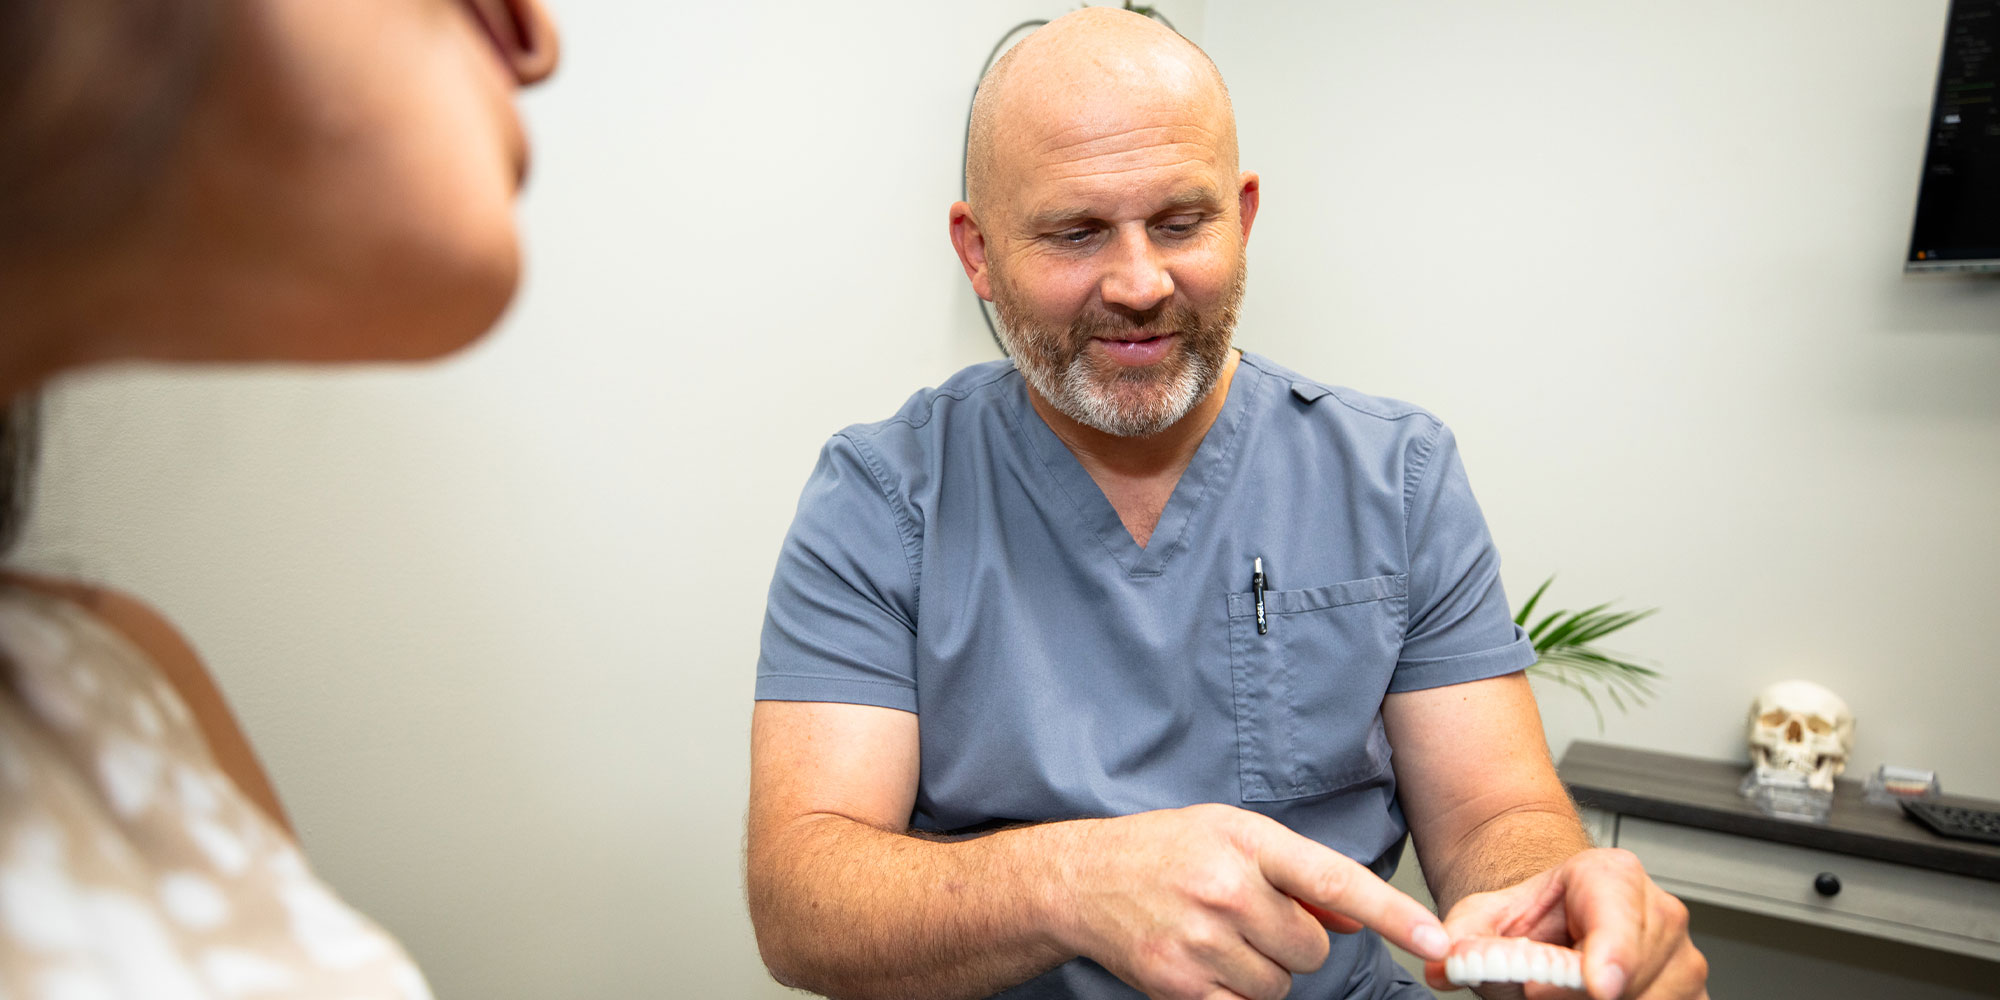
[1098,227,1174,314]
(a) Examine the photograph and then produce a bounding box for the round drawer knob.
[1813,872,1841,897]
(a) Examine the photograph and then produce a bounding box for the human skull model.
[1748,680,1854,792]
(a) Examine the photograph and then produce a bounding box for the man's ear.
[1237,172,1261,245]
[948,202,994,302]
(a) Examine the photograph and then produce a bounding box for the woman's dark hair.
[0,0,223,250]
[0,399,38,557]
[1,0,221,555]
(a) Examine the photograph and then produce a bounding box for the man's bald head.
[965,7,1235,212]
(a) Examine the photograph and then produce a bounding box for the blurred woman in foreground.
[0,0,557,994]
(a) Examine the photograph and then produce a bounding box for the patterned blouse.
[0,584,433,999]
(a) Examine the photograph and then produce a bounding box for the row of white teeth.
[1443,947,1585,989]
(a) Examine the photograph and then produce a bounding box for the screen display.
[1908,0,2000,272]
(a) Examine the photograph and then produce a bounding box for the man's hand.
[753,703,1450,1000]
[1052,803,1451,1000]
[1421,848,1707,1000]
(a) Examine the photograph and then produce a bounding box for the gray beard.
[991,267,1244,438]
[1020,333,1217,438]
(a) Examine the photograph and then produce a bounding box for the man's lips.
[1091,332,1177,367]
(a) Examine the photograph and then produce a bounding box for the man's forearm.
[1418,800,1591,916]
[747,812,1081,1000]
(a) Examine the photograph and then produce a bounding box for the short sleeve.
[1388,423,1537,693]
[755,433,921,712]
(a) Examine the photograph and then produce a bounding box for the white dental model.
[1442,937,1586,990]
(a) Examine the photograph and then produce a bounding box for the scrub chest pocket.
[1225,574,1409,803]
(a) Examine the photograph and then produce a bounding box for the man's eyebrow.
[1024,207,1096,231]
[1023,189,1226,232]
[1158,188,1224,212]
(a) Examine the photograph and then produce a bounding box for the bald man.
[747,10,1704,1000]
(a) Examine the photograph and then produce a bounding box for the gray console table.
[1557,741,2000,962]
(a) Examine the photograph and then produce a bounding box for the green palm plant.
[1516,576,1662,731]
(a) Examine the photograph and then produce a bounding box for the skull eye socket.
[1758,710,1789,727]
[1806,717,1833,735]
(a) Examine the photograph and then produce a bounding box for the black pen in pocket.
[1252,557,1267,635]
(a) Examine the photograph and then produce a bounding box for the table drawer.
[1614,815,2000,960]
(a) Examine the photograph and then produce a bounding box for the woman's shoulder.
[0,575,432,997]
[0,572,291,833]
[5,572,199,675]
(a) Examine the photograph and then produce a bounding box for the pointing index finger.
[1255,828,1450,961]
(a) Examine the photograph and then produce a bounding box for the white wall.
[18,1,1998,998]
[1204,0,2000,796]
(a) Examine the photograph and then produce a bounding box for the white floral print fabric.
[0,586,433,1000]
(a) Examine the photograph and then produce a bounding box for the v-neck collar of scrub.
[1005,355,1261,578]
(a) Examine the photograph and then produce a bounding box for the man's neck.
[1025,350,1240,547]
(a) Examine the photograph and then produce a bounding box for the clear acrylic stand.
[1739,767,1833,824]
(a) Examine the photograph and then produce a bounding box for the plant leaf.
[1562,608,1658,646]
[1528,607,1566,642]
[1550,671,1607,731]
[1515,575,1554,627]
[1514,576,1663,724]
[1535,603,1612,651]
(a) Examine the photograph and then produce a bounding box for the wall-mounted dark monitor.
[1908,0,1999,273]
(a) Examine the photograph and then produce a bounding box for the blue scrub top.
[757,352,1535,1000]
